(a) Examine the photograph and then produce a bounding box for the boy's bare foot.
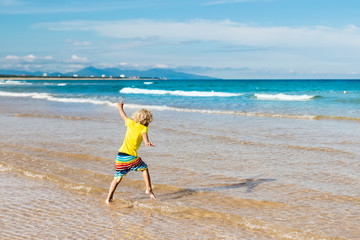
[146,189,156,200]
[105,198,113,204]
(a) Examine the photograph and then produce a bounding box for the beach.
[1,79,359,239]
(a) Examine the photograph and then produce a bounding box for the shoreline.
[1,85,359,239]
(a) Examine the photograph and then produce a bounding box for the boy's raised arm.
[117,100,128,122]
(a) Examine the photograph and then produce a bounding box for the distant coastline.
[0,66,216,80]
[0,75,164,81]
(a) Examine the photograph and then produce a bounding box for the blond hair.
[132,109,153,126]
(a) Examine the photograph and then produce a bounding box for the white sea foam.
[120,87,242,97]
[254,93,315,101]
[0,91,40,97]
[124,103,317,119]
[24,171,45,180]
[0,163,13,172]
[31,93,53,99]
[0,80,32,85]
[143,82,154,85]
[0,90,115,106]
[0,90,321,120]
[43,83,67,86]
[48,97,114,106]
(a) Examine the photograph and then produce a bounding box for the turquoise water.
[1,79,359,121]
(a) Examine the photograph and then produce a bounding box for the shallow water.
[1,80,360,239]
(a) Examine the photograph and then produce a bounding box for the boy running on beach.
[106,100,156,203]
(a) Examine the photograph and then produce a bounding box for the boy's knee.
[114,177,122,183]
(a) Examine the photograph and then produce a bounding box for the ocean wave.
[0,80,32,85]
[0,91,116,106]
[119,103,360,122]
[1,90,358,122]
[123,103,317,118]
[43,83,68,86]
[254,93,316,101]
[0,91,42,97]
[143,82,154,85]
[120,87,242,97]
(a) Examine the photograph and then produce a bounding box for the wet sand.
[1,96,359,239]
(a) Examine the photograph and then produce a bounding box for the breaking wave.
[0,80,32,85]
[0,91,115,106]
[254,93,317,101]
[1,90,358,122]
[120,87,242,97]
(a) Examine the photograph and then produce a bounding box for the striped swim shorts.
[114,152,148,178]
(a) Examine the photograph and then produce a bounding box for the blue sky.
[1,0,360,78]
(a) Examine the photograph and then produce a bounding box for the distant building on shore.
[43,73,47,77]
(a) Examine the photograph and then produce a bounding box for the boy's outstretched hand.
[117,100,128,121]
[145,142,155,147]
[142,132,154,147]
[117,100,124,108]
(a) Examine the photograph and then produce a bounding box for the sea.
[0,79,359,239]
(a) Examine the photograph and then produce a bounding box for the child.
[106,100,156,203]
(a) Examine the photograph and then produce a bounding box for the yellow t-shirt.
[119,118,148,156]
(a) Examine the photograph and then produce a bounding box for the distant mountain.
[66,66,216,79]
[0,66,216,80]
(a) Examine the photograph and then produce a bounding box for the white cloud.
[0,54,55,71]
[93,62,169,71]
[0,54,89,72]
[35,19,360,50]
[65,39,91,47]
[153,64,169,69]
[4,18,360,78]
[3,54,53,62]
[4,55,20,60]
[70,54,88,62]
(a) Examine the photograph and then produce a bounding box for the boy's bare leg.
[106,177,122,204]
[142,169,156,199]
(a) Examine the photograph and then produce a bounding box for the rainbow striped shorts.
[114,152,148,178]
